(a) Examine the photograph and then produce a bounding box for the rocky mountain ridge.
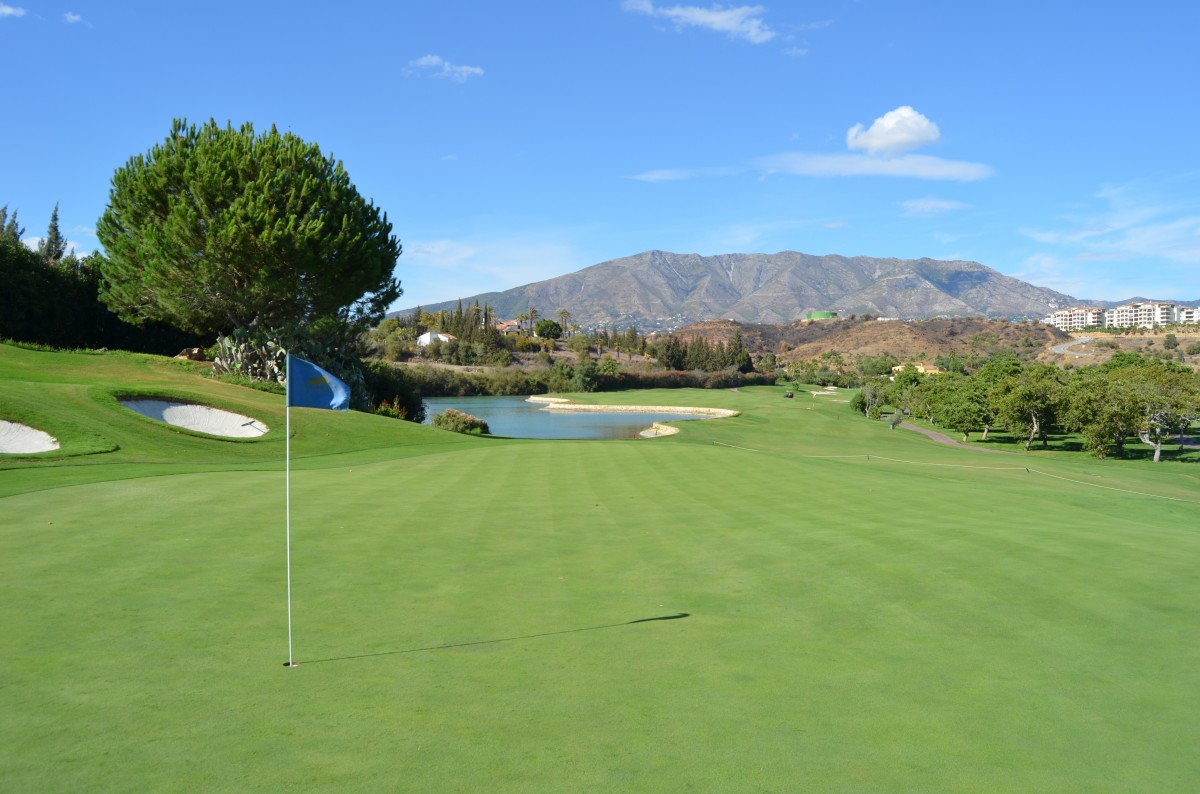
[397,250,1080,331]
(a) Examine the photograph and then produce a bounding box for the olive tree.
[998,363,1064,451]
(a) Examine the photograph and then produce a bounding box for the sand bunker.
[0,420,60,453]
[120,399,269,438]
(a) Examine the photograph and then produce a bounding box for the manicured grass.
[3,345,1199,791]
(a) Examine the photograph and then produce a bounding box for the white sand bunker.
[0,420,60,453]
[120,399,269,438]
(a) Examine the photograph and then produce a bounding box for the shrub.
[515,335,542,353]
[534,319,562,339]
[432,409,489,435]
[362,360,426,422]
[373,398,409,420]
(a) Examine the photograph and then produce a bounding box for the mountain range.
[398,250,1087,331]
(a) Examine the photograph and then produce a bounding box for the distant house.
[417,331,457,347]
[494,320,521,335]
[891,363,943,376]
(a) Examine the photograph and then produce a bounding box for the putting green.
[2,344,1199,791]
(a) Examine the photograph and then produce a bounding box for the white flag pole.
[285,352,296,668]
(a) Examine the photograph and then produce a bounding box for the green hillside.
[2,343,1198,791]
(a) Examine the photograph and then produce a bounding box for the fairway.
[3,345,1199,792]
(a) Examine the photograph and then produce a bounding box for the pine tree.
[685,335,709,370]
[0,205,24,241]
[38,202,68,265]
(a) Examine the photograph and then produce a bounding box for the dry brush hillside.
[673,317,1070,364]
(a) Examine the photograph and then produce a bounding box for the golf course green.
[3,343,1198,791]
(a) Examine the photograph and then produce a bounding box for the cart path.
[897,421,1014,454]
[1052,335,1093,355]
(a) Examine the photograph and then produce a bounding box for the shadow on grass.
[296,613,691,666]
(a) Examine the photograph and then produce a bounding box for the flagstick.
[285,353,295,668]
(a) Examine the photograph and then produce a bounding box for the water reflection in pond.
[421,395,708,440]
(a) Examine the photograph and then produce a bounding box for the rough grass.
[3,344,1199,792]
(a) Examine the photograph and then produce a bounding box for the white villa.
[1045,301,1199,331]
[416,331,457,347]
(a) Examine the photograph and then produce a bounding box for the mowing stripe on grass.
[1028,467,1200,503]
[805,452,1200,503]
[711,440,758,452]
[866,454,1027,471]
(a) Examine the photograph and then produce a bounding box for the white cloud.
[631,168,695,182]
[901,197,970,216]
[1011,253,1105,299]
[759,152,991,181]
[696,218,811,250]
[405,54,484,83]
[757,107,990,182]
[629,166,738,182]
[0,3,26,18]
[782,46,808,57]
[20,236,87,256]
[1014,179,1200,300]
[622,0,776,44]
[64,12,82,23]
[397,235,587,310]
[632,108,986,186]
[847,106,940,156]
[1022,182,1200,264]
[407,239,479,270]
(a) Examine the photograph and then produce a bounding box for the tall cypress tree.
[729,328,752,373]
[38,202,67,265]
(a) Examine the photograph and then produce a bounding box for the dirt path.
[897,421,1014,454]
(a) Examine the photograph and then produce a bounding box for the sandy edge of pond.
[526,395,739,418]
[526,396,738,438]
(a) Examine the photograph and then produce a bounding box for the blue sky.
[3,1,1198,311]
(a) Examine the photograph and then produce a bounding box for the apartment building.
[1046,306,1104,331]
[1176,305,1199,325]
[1046,301,1199,331]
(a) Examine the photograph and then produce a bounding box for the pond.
[421,395,709,440]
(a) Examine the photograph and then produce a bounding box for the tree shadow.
[294,613,691,667]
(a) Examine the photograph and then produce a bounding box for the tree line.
[0,205,199,354]
[850,352,1200,462]
[369,303,759,376]
[648,329,753,373]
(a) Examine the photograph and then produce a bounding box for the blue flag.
[286,355,350,411]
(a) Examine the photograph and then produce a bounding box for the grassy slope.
[2,344,1199,792]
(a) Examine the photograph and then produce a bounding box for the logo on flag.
[286,355,350,411]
